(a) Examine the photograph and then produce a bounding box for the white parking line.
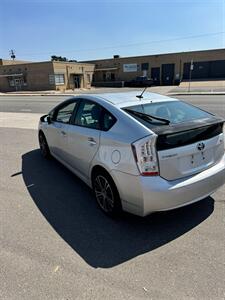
[0,112,42,129]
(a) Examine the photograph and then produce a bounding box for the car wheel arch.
[91,165,120,196]
[38,129,45,138]
[91,165,112,185]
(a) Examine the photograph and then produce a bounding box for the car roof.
[88,91,178,108]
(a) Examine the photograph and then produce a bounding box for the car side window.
[55,101,77,124]
[101,109,116,131]
[75,100,102,129]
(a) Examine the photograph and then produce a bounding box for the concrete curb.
[168,92,225,96]
[0,93,77,96]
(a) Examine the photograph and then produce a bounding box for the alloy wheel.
[94,175,115,213]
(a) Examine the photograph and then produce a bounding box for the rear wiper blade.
[124,109,170,125]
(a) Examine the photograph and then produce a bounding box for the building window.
[9,79,15,87]
[49,74,65,85]
[55,74,65,85]
[8,77,26,87]
[49,75,55,85]
[141,63,149,71]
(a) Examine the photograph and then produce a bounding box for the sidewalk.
[0,88,92,96]
[0,86,173,96]
[168,80,225,95]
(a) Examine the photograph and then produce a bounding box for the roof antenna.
[136,87,148,100]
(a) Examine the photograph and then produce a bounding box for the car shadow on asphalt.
[22,149,214,268]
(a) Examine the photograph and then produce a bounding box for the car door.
[66,99,102,180]
[46,100,78,160]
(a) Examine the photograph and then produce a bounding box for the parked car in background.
[38,91,225,217]
[125,76,153,87]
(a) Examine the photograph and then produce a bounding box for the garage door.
[151,67,160,85]
[183,60,225,80]
[161,64,175,85]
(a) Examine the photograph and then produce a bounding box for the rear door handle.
[88,137,97,146]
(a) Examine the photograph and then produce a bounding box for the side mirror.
[47,115,52,124]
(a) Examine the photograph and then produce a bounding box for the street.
[0,93,225,299]
[0,94,225,118]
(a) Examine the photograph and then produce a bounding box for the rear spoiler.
[152,116,225,135]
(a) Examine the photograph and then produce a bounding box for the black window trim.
[101,106,117,131]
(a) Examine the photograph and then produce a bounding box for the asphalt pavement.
[0,93,225,299]
[0,94,224,118]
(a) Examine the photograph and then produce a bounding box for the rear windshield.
[123,101,213,125]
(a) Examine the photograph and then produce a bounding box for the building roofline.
[52,61,94,66]
[0,58,33,62]
[0,60,95,67]
[0,60,52,67]
[81,47,225,63]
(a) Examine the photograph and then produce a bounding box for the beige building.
[84,48,225,86]
[1,48,224,91]
[0,60,95,92]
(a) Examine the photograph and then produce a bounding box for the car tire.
[39,131,51,159]
[92,170,122,217]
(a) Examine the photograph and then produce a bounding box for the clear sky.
[0,0,224,61]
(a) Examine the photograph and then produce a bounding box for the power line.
[11,31,225,57]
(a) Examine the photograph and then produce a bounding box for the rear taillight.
[132,135,159,176]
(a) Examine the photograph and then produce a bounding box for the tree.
[51,55,68,62]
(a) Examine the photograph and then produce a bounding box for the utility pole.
[9,50,17,90]
[9,50,16,60]
[188,59,194,92]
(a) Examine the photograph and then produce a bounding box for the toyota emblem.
[197,142,205,151]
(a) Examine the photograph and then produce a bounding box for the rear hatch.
[123,99,224,181]
[156,121,224,180]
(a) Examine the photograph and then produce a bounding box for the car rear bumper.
[111,154,225,216]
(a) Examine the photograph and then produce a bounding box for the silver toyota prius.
[38,91,225,217]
